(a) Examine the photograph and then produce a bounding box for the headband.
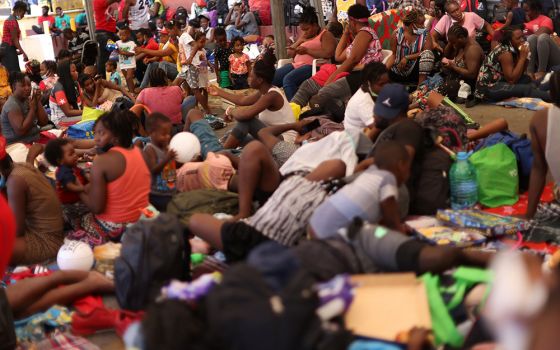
[348,16,369,23]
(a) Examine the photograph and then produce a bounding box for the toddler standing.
[142,113,178,211]
[229,36,251,90]
[116,25,137,94]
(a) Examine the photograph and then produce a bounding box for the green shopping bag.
[469,143,519,208]
[421,267,492,348]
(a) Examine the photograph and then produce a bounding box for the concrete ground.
[85,101,535,348]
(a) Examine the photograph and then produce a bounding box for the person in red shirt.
[32,6,55,35]
[94,0,120,77]
[1,1,29,73]
[524,0,558,80]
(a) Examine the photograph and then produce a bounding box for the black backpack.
[206,263,326,350]
[410,147,452,215]
[114,214,191,311]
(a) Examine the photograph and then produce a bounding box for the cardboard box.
[345,274,432,341]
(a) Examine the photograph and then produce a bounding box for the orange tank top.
[293,29,326,69]
[96,146,151,223]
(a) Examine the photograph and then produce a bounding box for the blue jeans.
[226,26,244,41]
[272,64,313,101]
[484,76,551,102]
[181,96,197,122]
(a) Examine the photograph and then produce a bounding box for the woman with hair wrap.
[312,4,383,123]
[272,6,336,100]
[386,9,435,86]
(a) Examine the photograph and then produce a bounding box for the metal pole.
[84,0,95,40]
[270,0,287,59]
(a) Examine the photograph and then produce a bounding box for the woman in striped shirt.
[386,9,435,87]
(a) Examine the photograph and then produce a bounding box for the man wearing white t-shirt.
[343,62,390,131]
[123,0,150,33]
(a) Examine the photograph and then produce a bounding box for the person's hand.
[433,42,443,53]
[294,118,314,134]
[295,46,308,55]
[519,43,530,59]
[442,59,455,69]
[166,148,178,162]
[407,327,432,350]
[135,46,144,53]
[397,57,408,71]
[208,85,220,96]
[23,53,28,62]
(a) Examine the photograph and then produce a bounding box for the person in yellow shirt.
[136,28,179,89]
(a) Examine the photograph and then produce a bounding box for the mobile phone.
[299,119,321,135]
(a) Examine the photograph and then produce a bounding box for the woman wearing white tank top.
[527,72,560,222]
[208,53,297,149]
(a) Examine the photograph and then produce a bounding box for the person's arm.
[7,98,38,136]
[235,11,245,30]
[65,179,85,193]
[502,12,513,27]
[228,91,279,120]
[6,175,27,236]
[208,84,261,105]
[79,156,108,214]
[257,119,312,150]
[296,31,337,59]
[35,102,49,127]
[10,25,27,61]
[379,196,405,233]
[55,89,82,117]
[122,0,135,22]
[443,41,456,59]
[143,144,177,175]
[499,47,528,84]
[386,33,397,68]
[483,21,494,36]
[224,7,235,26]
[326,30,372,84]
[526,109,548,219]
[334,26,351,62]
[445,45,483,80]
[118,47,136,57]
[150,1,161,17]
[431,28,444,53]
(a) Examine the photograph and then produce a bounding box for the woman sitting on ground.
[0,72,49,145]
[68,111,151,246]
[312,4,383,122]
[136,68,187,127]
[208,53,296,149]
[0,136,64,264]
[474,28,550,103]
[80,74,135,112]
[441,24,484,99]
[272,6,336,101]
[49,60,82,127]
[386,9,434,87]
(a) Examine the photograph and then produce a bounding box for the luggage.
[114,214,190,311]
[167,189,239,226]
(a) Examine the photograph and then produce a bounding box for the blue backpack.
[475,131,533,191]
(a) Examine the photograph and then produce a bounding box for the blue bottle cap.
[456,152,468,160]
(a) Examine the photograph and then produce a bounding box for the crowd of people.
[1,0,560,348]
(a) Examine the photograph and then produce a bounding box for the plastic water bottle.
[450,152,478,209]
[458,80,471,99]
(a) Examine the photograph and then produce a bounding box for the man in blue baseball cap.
[367,83,425,214]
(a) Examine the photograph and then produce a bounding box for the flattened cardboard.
[345,274,432,341]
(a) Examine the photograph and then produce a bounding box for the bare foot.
[190,238,211,254]
[86,271,115,293]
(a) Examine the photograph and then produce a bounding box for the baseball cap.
[198,12,210,21]
[160,27,170,35]
[373,83,410,120]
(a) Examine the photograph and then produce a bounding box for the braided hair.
[447,23,468,39]
[299,6,319,25]
[148,67,168,87]
[403,9,422,26]
[94,110,140,147]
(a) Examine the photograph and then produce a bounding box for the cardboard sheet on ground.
[345,274,431,341]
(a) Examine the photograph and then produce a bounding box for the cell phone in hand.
[299,119,321,135]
